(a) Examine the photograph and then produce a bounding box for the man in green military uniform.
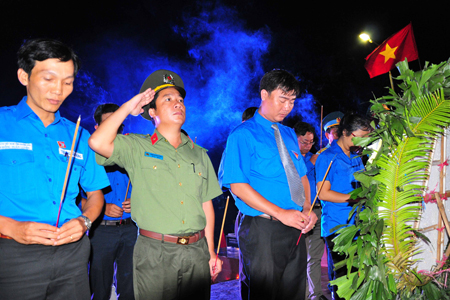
[88,70,223,300]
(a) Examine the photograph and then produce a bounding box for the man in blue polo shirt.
[222,69,317,300]
[0,38,109,299]
[294,121,328,300]
[84,103,137,300]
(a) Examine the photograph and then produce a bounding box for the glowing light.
[359,33,373,43]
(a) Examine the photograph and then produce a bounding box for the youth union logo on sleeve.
[0,142,33,150]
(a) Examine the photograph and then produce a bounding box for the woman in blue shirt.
[315,113,371,300]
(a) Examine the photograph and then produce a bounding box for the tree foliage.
[332,59,450,299]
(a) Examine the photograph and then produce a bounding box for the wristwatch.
[79,215,92,230]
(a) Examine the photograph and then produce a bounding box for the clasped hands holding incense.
[278,209,318,234]
[6,217,87,246]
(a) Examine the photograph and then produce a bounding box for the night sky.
[1,0,448,167]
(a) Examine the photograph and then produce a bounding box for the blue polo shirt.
[0,97,109,227]
[315,140,364,237]
[222,110,307,216]
[82,167,132,221]
[217,149,226,189]
[303,152,316,203]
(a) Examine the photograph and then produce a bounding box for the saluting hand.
[128,88,155,116]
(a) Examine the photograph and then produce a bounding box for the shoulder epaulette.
[317,148,326,154]
[121,133,148,138]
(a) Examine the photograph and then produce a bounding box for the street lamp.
[359,33,373,44]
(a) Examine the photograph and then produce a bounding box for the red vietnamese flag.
[365,23,419,78]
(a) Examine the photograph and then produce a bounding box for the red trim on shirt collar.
[188,136,195,149]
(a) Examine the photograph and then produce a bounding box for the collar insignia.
[151,133,158,145]
[188,136,195,149]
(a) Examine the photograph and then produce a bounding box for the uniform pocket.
[0,149,35,195]
[251,148,284,179]
[185,164,206,198]
[141,156,169,191]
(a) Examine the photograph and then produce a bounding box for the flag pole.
[389,71,394,91]
[320,105,323,150]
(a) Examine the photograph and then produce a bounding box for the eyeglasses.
[299,140,315,146]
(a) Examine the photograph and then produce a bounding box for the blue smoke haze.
[59,2,323,166]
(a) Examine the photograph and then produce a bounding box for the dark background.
[1,1,448,239]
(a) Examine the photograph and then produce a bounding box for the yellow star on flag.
[379,43,398,63]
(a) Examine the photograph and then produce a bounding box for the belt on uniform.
[0,233,12,239]
[139,228,205,245]
[100,218,134,226]
[258,214,280,222]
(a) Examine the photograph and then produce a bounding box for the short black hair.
[294,121,315,137]
[94,103,120,124]
[17,38,80,76]
[94,103,123,134]
[337,113,372,138]
[259,69,301,96]
[242,107,257,122]
[148,91,160,112]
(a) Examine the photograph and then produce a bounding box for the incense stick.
[213,196,229,278]
[120,179,131,225]
[56,115,81,227]
[296,154,336,245]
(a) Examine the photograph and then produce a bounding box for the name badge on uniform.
[144,152,163,160]
[59,148,84,160]
[0,142,33,150]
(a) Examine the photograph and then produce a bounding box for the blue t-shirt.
[217,149,226,189]
[0,97,110,227]
[315,140,364,237]
[222,110,307,216]
[82,166,132,221]
[302,152,316,203]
